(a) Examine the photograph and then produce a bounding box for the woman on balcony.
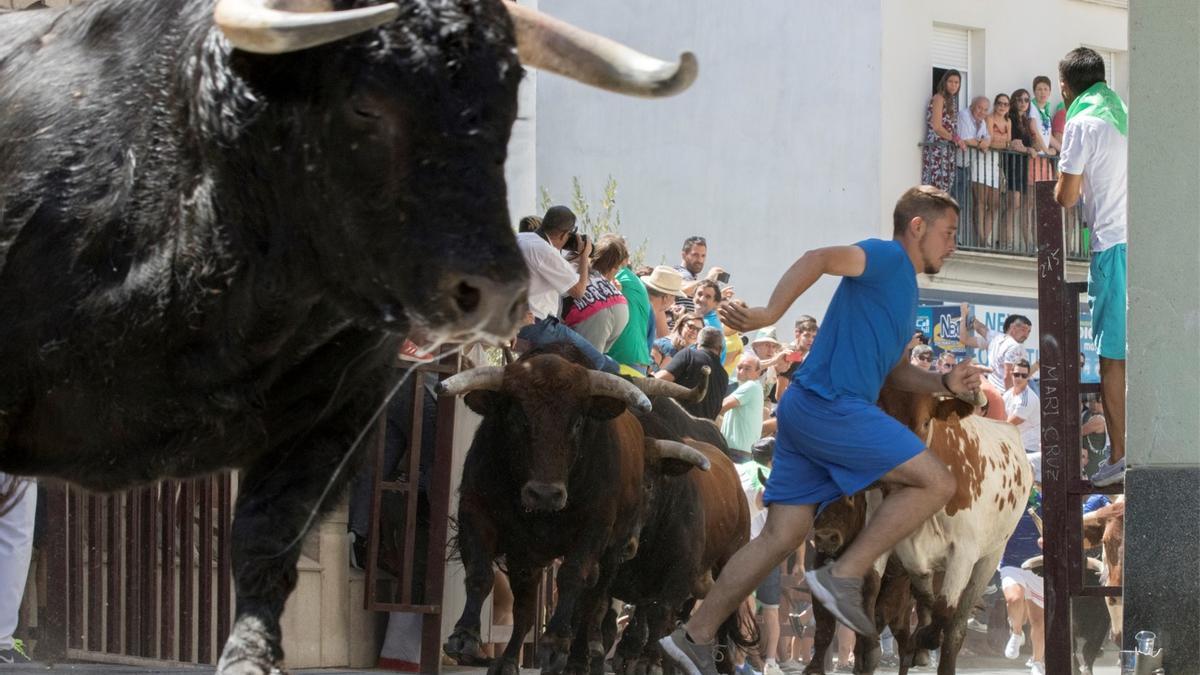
[1012,88,1057,251]
[1002,89,1041,251]
[989,94,1015,248]
[921,69,964,192]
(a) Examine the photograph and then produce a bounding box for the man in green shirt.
[721,353,765,453]
[608,266,682,375]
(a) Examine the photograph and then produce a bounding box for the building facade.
[522,0,1127,362]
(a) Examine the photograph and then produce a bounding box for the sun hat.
[641,265,684,296]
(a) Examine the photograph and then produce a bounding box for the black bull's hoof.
[488,656,521,675]
[444,626,491,666]
[538,632,572,674]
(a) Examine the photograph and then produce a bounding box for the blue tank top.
[795,239,917,402]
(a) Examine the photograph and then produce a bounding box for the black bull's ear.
[463,390,500,416]
[587,395,627,420]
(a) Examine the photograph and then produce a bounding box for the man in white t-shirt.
[1054,47,1128,487]
[516,206,620,373]
[1003,360,1041,461]
[966,313,1032,391]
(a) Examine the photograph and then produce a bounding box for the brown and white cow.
[1083,497,1125,645]
[874,388,1032,675]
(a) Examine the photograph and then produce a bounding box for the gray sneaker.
[659,626,718,675]
[805,565,876,637]
[1090,456,1125,487]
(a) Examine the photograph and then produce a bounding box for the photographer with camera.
[515,206,621,374]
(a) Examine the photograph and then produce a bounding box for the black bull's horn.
[629,365,709,402]
[646,439,710,471]
[214,0,698,99]
[436,366,651,415]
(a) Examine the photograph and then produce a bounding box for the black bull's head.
[212,0,698,342]
[437,356,709,512]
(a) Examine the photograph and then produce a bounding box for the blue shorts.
[1088,244,1126,360]
[762,385,925,510]
[756,564,782,607]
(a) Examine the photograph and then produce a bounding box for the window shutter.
[931,25,970,71]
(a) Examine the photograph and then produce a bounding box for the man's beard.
[687,262,703,275]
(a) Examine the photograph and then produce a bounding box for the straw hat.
[641,266,684,296]
[750,326,783,348]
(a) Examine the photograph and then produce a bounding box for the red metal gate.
[41,475,235,667]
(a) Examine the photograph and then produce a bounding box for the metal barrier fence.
[42,475,235,667]
[922,140,1089,260]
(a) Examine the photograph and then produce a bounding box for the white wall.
[531,0,883,328]
[880,0,1128,237]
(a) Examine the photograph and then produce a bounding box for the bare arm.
[1007,414,1026,426]
[719,246,866,332]
[565,241,594,299]
[720,394,740,415]
[1080,413,1106,436]
[1055,171,1083,207]
[958,302,985,349]
[886,356,991,396]
[930,95,952,140]
[653,369,676,382]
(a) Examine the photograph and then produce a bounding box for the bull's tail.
[714,599,759,671]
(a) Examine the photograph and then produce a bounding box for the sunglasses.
[1013,372,1029,379]
[1016,97,1030,102]
[916,355,932,362]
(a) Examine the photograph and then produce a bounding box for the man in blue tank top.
[661,186,991,675]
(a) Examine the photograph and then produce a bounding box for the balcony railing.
[922,140,1090,260]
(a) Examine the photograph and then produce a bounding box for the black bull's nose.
[439,272,529,338]
[521,481,567,512]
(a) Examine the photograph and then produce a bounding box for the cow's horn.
[586,371,652,415]
[214,0,399,55]
[649,439,711,471]
[630,370,707,403]
[436,366,505,397]
[505,2,697,98]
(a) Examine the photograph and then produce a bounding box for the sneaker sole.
[658,635,706,675]
[1090,472,1125,487]
[805,570,874,636]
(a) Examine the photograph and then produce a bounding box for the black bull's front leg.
[216,416,377,675]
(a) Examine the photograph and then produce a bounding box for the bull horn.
[631,369,708,402]
[585,371,652,415]
[648,439,711,471]
[505,2,697,98]
[436,366,505,397]
[214,0,400,55]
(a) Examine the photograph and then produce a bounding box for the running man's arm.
[1055,172,1083,207]
[887,356,991,396]
[719,394,741,414]
[719,246,866,332]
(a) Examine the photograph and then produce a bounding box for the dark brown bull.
[608,437,754,675]
[439,352,710,675]
[806,496,923,675]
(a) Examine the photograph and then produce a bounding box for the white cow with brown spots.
[872,389,1033,675]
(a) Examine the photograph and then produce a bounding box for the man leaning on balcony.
[1054,47,1128,487]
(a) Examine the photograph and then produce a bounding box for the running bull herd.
[0,1,1035,674]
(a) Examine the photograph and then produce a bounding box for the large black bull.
[439,352,713,675]
[0,1,695,672]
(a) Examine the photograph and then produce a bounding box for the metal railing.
[42,475,235,667]
[922,140,1090,260]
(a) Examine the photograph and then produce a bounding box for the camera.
[716,271,731,283]
[564,231,589,253]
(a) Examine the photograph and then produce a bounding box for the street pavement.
[7,654,1124,674]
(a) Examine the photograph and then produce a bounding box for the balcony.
[922,141,1090,261]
